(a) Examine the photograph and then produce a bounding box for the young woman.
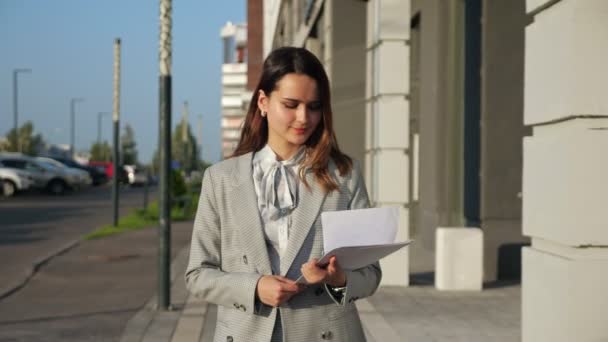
[186,47,381,342]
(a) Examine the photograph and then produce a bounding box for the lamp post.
[158,0,173,311]
[112,38,122,228]
[13,68,32,152]
[70,98,85,158]
[97,112,110,144]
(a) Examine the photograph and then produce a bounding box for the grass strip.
[85,192,199,240]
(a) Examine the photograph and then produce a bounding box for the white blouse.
[252,144,306,274]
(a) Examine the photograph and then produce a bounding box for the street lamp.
[97,112,110,144]
[13,68,32,152]
[70,98,85,158]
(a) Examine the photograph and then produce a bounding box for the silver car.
[36,157,92,188]
[0,167,33,197]
[0,153,79,195]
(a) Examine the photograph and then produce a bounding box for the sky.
[0,0,246,163]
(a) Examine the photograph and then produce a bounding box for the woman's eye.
[283,103,297,109]
[308,104,321,111]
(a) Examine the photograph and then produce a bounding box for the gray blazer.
[185,152,381,342]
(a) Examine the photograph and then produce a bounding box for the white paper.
[321,207,400,252]
[295,207,412,284]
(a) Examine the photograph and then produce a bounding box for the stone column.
[365,0,411,286]
[522,0,608,340]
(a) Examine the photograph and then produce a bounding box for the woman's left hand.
[300,256,346,287]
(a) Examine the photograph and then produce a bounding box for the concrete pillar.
[365,0,411,286]
[522,0,608,340]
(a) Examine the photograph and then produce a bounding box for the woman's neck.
[266,139,302,161]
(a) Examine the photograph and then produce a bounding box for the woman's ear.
[257,90,268,113]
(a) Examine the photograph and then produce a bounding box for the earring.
[261,111,267,117]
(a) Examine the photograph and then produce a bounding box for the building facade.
[220,22,248,159]
[262,1,608,338]
[522,0,608,340]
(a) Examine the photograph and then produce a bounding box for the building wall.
[328,0,367,168]
[479,0,529,281]
[221,23,248,159]
[247,0,264,91]
[522,0,608,340]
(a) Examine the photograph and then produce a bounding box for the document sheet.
[296,207,412,284]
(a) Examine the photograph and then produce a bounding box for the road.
[0,184,156,297]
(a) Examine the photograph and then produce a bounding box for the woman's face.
[258,73,323,153]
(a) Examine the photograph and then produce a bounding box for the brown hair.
[232,47,352,193]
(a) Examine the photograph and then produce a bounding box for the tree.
[1,121,45,156]
[172,119,200,173]
[121,124,138,165]
[90,141,112,161]
[151,119,209,175]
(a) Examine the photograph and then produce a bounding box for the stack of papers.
[296,207,412,283]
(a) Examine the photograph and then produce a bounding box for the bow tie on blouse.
[255,146,306,220]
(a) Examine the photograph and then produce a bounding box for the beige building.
[220,22,248,159]
[264,0,608,339]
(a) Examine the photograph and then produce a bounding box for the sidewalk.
[120,250,520,342]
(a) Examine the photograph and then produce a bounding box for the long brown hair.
[232,47,352,193]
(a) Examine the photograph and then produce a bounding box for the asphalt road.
[0,184,157,297]
[0,184,196,342]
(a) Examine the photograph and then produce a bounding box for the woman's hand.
[300,256,346,287]
[256,275,304,307]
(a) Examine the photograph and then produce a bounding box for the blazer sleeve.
[325,160,383,306]
[185,168,262,315]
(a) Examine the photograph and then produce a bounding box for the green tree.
[151,120,210,175]
[1,121,45,155]
[172,119,200,173]
[90,141,112,161]
[121,124,138,165]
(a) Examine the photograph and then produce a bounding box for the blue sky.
[0,0,245,163]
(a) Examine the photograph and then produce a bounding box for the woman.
[185,47,381,342]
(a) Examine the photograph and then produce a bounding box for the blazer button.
[226,336,233,342]
[240,304,247,312]
[321,330,333,340]
[242,255,248,264]
[233,303,239,308]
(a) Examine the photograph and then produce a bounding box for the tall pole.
[112,38,121,227]
[13,68,31,152]
[98,112,109,144]
[158,0,172,311]
[70,98,84,158]
[198,114,203,162]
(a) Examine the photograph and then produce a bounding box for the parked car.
[0,167,33,197]
[88,161,128,183]
[0,153,79,195]
[123,165,148,186]
[36,157,92,188]
[47,156,108,186]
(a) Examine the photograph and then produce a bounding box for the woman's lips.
[293,128,306,135]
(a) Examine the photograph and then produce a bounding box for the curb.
[0,238,81,300]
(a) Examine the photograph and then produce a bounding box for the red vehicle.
[88,161,114,178]
[88,161,128,183]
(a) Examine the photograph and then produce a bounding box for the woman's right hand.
[255,275,303,307]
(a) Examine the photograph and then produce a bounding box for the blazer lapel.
[231,152,273,276]
[280,170,327,276]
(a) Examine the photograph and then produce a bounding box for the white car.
[0,167,33,197]
[123,165,148,186]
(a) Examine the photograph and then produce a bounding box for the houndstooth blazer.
[185,152,381,342]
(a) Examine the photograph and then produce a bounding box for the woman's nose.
[296,104,308,123]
